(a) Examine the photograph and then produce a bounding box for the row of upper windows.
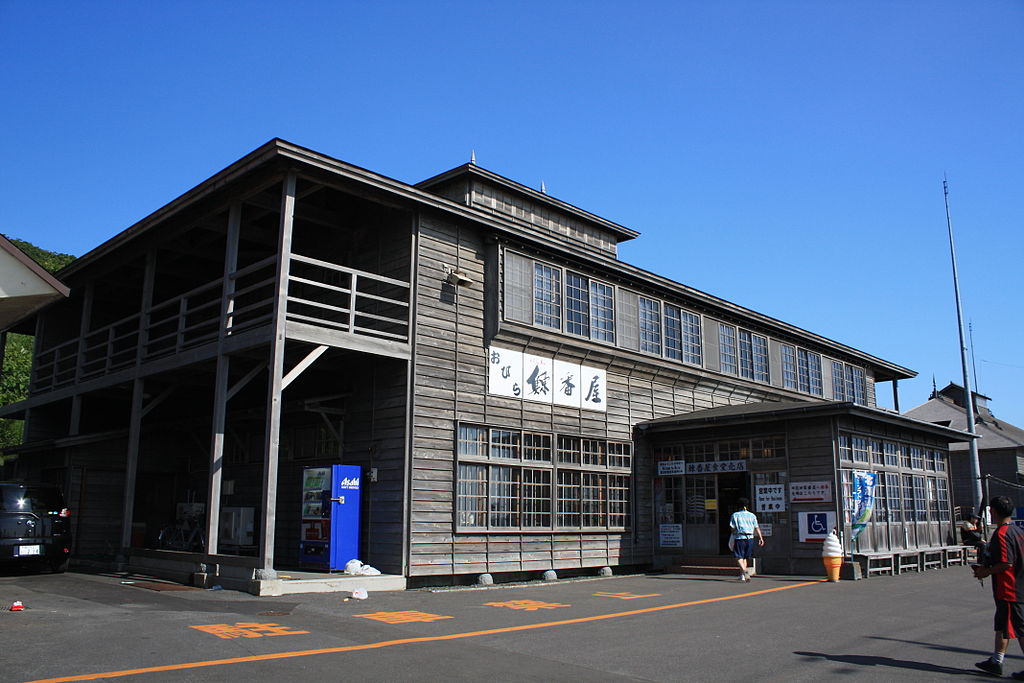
[838,433,948,472]
[504,250,870,404]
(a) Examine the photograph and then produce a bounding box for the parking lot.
[0,565,1013,682]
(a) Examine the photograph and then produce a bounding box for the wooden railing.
[30,254,410,392]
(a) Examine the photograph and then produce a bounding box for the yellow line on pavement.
[27,579,824,682]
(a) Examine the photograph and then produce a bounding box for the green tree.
[1,237,76,453]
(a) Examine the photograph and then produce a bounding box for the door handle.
[330,496,345,504]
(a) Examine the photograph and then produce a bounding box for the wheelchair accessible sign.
[798,511,837,542]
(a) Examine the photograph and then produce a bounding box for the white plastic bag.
[358,564,381,575]
[344,559,363,575]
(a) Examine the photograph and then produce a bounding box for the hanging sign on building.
[790,481,833,503]
[685,459,746,474]
[657,460,686,476]
[755,484,786,513]
[488,346,606,412]
[659,523,683,547]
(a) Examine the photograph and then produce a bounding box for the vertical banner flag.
[851,471,877,540]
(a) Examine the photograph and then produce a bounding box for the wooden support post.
[258,175,296,579]
[138,251,157,362]
[119,378,144,556]
[205,202,242,557]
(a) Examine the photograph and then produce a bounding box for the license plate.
[17,545,41,556]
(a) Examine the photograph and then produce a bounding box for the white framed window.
[721,324,768,382]
[456,423,632,531]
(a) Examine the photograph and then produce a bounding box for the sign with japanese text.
[790,481,833,503]
[659,523,683,547]
[488,346,606,412]
[755,484,786,513]
[657,460,686,476]
[684,459,747,475]
[759,523,773,537]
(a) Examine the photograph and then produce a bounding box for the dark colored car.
[0,482,72,572]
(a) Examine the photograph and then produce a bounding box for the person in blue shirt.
[729,497,765,582]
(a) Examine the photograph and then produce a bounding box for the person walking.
[973,496,1024,678]
[729,497,764,582]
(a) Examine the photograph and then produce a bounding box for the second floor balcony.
[30,252,411,394]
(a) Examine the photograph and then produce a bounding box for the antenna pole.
[944,178,983,513]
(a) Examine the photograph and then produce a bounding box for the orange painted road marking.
[593,591,661,600]
[189,622,310,639]
[484,599,570,611]
[27,579,824,683]
[353,610,453,623]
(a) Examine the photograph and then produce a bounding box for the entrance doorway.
[717,472,749,554]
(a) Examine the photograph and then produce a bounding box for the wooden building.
[906,383,1024,518]
[1,140,971,590]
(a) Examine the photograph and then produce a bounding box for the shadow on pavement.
[867,635,1024,662]
[794,651,979,676]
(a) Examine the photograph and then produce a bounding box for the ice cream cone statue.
[822,529,843,582]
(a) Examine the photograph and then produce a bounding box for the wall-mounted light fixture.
[443,265,473,287]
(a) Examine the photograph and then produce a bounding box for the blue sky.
[2,1,1022,425]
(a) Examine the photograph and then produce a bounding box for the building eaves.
[0,234,70,331]
[638,399,974,443]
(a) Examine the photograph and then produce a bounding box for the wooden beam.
[281,344,328,390]
[227,362,265,401]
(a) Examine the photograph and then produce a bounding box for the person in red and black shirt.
[973,496,1024,678]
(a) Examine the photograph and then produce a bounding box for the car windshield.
[0,486,64,513]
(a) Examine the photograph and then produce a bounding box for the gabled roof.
[416,162,640,243]
[32,139,915,381]
[640,399,974,443]
[0,235,70,331]
[905,392,1024,451]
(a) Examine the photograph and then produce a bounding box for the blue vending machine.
[299,465,361,571]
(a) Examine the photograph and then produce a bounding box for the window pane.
[533,263,561,329]
[608,474,630,528]
[521,468,552,527]
[457,464,487,527]
[719,324,738,374]
[664,305,683,361]
[458,425,488,457]
[582,439,606,466]
[582,473,606,527]
[590,281,615,343]
[801,350,823,396]
[751,334,769,382]
[680,310,702,365]
[565,272,590,337]
[607,441,632,469]
[781,344,797,389]
[557,435,581,465]
[490,429,521,459]
[832,361,846,400]
[638,296,662,354]
[489,465,519,527]
[523,432,552,462]
[557,470,581,527]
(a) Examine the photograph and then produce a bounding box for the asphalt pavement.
[0,564,1014,682]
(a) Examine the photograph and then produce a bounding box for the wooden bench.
[858,552,895,576]
[920,548,943,570]
[944,546,968,567]
[896,550,920,574]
